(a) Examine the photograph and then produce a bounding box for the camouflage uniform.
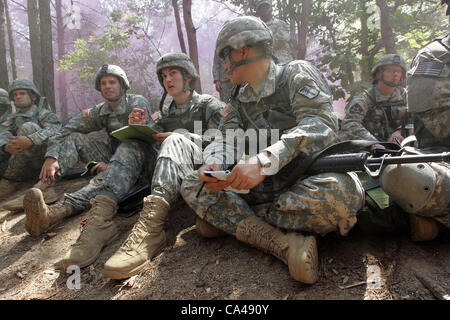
[266,18,293,64]
[213,52,234,102]
[0,88,10,124]
[254,0,293,64]
[182,59,365,237]
[48,92,152,211]
[146,90,226,206]
[0,80,60,182]
[380,32,450,229]
[340,86,409,141]
[340,54,411,142]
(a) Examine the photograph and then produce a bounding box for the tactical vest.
[232,64,296,154]
[407,33,450,150]
[157,93,211,133]
[362,87,409,141]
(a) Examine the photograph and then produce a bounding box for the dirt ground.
[0,178,449,302]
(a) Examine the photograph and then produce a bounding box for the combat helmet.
[156,52,199,110]
[155,52,199,88]
[371,54,407,87]
[254,0,272,9]
[8,79,41,109]
[0,88,10,106]
[215,16,273,75]
[95,64,130,102]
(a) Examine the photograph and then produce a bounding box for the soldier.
[180,17,365,284]
[0,88,10,123]
[23,64,153,270]
[379,3,450,242]
[102,52,230,279]
[213,51,234,102]
[0,80,61,200]
[254,0,293,64]
[340,54,412,145]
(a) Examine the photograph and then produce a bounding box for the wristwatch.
[256,152,272,168]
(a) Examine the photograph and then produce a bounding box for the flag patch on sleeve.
[150,111,161,121]
[220,105,232,118]
[81,109,91,118]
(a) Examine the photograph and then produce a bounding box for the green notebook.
[110,124,160,143]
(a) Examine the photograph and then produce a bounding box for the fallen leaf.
[332,268,339,275]
[342,276,349,284]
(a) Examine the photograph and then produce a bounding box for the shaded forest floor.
[0,178,449,301]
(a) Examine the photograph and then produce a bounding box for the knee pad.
[379,163,436,213]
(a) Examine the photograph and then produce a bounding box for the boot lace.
[121,202,159,252]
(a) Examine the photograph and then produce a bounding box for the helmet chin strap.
[381,79,399,88]
[225,51,264,76]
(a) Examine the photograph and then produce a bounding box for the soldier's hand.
[214,80,222,93]
[388,130,405,144]
[199,163,229,192]
[90,161,108,174]
[152,132,175,143]
[40,157,61,184]
[128,108,147,125]
[227,156,266,190]
[9,136,34,152]
[4,141,22,154]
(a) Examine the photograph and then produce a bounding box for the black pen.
[196,182,205,198]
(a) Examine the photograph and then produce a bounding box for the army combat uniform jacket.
[0,105,61,181]
[266,18,293,64]
[182,61,365,237]
[340,86,411,142]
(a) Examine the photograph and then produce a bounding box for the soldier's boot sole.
[286,233,319,284]
[62,232,119,271]
[103,240,166,280]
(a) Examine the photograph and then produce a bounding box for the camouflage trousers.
[150,134,202,206]
[1,122,47,182]
[63,136,152,211]
[181,171,365,237]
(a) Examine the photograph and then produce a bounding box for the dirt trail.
[0,180,448,301]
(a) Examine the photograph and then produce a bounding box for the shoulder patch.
[297,85,320,99]
[81,109,91,118]
[349,101,367,115]
[219,105,232,118]
[150,111,161,121]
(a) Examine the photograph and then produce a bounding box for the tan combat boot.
[23,188,76,237]
[103,195,169,279]
[3,180,59,211]
[195,217,226,238]
[0,179,21,201]
[236,216,319,284]
[409,214,440,242]
[62,195,118,270]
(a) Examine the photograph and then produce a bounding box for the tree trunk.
[359,0,371,83]
[297,0,311,60]
[172,0,187,54]
[27,0,42,93]
[182,0,201,93]
[0,0,9,88]
[38,0,54,111]
[4,0,16,80]
[376,0,397,53]
[56,0,67,120]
